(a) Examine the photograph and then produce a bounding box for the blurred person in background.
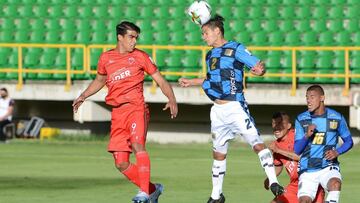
[0,87,14,143]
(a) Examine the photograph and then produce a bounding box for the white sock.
[326,191,340,203]
[258,148,278,186]
[211,159,226,200]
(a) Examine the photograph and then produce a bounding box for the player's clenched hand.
[306,124,317,138]
[163,100,178,119]
[263,178,269,190]
[72,94,86,113]
[325,149,339,160]
[268,142,278,153]
[178,78,192,87]
[250,61,266,76]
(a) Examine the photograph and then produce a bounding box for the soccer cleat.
[207,193,225,203]
[270,183,285,197]
[132,191,149,203]
[149,183,164,203]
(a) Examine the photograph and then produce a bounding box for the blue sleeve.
[235,44,260,69]
[294,118,309,155]
[336,115,353,155]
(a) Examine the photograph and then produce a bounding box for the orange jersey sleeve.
[97,52,107,75]
[140,51,158,75]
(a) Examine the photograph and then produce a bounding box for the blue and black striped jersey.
[202,41,259,102]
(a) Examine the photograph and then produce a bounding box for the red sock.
[122,163,140,187]
[136,151,156,195]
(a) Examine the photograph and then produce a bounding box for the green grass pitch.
[0,139,359,203]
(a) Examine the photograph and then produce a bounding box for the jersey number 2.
[245,118,252,130]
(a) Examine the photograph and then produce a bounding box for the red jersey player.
[73,21,178,203]
[264,112,324,203]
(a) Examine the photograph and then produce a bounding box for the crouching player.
[264,112,325,203]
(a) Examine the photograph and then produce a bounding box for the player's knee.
[299,196,312,203]
[213,151,227,160]
[253,143,266,153]
[115,161,130,172]
[132,143,145,154]
[327,178,342,191]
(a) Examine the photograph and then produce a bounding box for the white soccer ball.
[187,1,212,25]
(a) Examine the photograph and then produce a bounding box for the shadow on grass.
[0,176,125,190]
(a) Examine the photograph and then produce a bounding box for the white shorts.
[298,166,342,200]
[210,101,263,154]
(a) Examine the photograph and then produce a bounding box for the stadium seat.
[153,6,170,19]
[217,6,232,19]
[347,19,359,32]
[313,0,328,4]
[246,20,262,33]
[78,19,92,32]
[170,31,186,45]
[318,31,335,46]
[298,69,314,83]
[354,33,360,45]
[312,7,327,19]
[79,6,94,18]
[64,5,78,18]
[152,20,168,32]
[329,20,344,32]
[46,19,61,31]
[30,30,45,43]
[282,0,299,5]
[61,31,76,44]
[285,31,301,46]
[154,32,170,45]
[232,7,247,19]
[298,51,316,69]
[268,31,284,46]
[154,50,169,68]
[0,30,14,42]
[263,69,281,83]
[312,20,327,32]
[296,20,311,32]
[314,69,332,83]
[94,5,109,19]
[31,19,46,32]
[139,6,154,19]
[298,0,314,4]
[332,69,345,84]
[186,31,203,45]
[90,49,103,69]
[265,51,282,69]
[302,31,317,45]
[282,52,293,69]
[279,20,295,32]
[252,31,268,45]
[230,20,247,33]
[163,68,181,82]
[264,20,278,32]
[18,5,33,17]
[62,19,76,31]
[316,51,334,69]
[14,31,29,43]
[182,67,201,79]
[168,20,183,31]
[280,68,292,83]
[296,7,311,19]
[344,5,359,19]
[91,32,107,44]
[350,54,360,69]
[329,6,344,19]
[45,31,60,43]
[48,5,63,18]
[280,6,295,19]
[351,69,360,83]
[76,30,91,44]
[183,50,202,68]
[336,31,351,46]
[167,51,184,67]
[331,0,346,4]
[234,32,251,45]
[3,4,18,17]
[16,19,31,31]
[137,32,153,45]
[264,6,279,19]
[248,7,263,19]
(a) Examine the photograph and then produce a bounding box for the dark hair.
[202,14,225,36]
[116,21,141,36]
[272,111,291,123]
[307,85,324,95]
[0,88,8,93]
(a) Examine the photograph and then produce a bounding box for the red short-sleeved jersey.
[97,48,158,106]
[273,129,298,184]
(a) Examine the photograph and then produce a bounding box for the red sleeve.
[273,153,283,167]
[97,53,107,75]
[142,52,158,75]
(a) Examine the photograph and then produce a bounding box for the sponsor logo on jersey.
[230,70,237,95]
[128,57,135,64]
[224,49,234,57]
[109,68,131,83]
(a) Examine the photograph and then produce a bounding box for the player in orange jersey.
[73,21,178,203]
[264,112,324,203]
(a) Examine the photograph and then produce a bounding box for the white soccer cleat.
[132,191,149,203]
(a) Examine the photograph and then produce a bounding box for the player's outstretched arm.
[72,74,107,113]
[250,61,266,76]
[269,142,300,161]
[151,71,178,119]
[178,78,205,87]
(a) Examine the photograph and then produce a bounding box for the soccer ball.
[187,1,212,25]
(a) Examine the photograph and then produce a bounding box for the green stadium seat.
[0,30,14,42]
[163,68,181,82]
[332,69,345,84]
[76,30,91,44]
[234,32,251,45]
[167,51,184,67]
[298,51,316,69]
[234,0,251,5]
[48,5,63,18]
[296,20,311,32]
[30,30,44,43]
[153,20,168,32]
[246,20,262,32]
[266,0,281,4]
[318,31,334,46]
[155,50,169,68]
[265,51,282,69]
[252,31,268,45]
[18,5,33,17]
[139,6,154,19]
[263,69,281,83]
[3,4,18,17]
[296,7,311,19]
[46,19,61,31]
[350,54,360,69]
[168,20,183,31]
[79,6,94,18]
[334,52,345,69]
[302,31,317,45]
[137,32,153,45]
[280,6,295,19]
[331,0,346,4]
[31,19,46,31]
[285,31,301,46]
[216,6,232,19]
[312,20,327,32]
[78,19,91,32]
[314,0,328,4]
[280,68,292,83]
[0,49,11,67]
[14,31,29,43]
[94,5,108,19]
[154,32,170,45]
[264,6,279,19]
[354,33,360,45]
[248,7,262,19]
[298,0,314,4]
[347,19,359,32]
[232,7,247,19]
[316,51,334,69]
[170,31,186,45]
[64,5,78,18]
[336,31,351,46]
[329,20,344,32]
[45,31,60,43]
[63,19,76,31]
[72,50,86,80]
[16,19,31,31]
[268,31,284,46]
[298,69,314,83]
[90,49,103,70]
[329,6,344,19]
[279,20,295,32]
[251,0,267,4]
[282,52,293,69]
[153,6,170,19]
[252,51,266,61]
[1,18,14,31]
[182,67,201,79]
[312,7,327,19]
[183,51,201,68]
[344,5,359,19]
[108,6,123,19]
[231,20,246,32]
[282,0,299,5]
[91,32,107,44]
[61,31,76,43]
[264,20,278,32]
[314,69,332,83]
[247,73,264,83]
[351,69,360,83]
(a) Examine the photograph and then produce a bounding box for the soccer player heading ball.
[179,13,285,202]
[73,21,178,203]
